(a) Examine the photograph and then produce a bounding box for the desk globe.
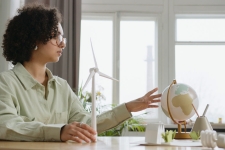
[161,79,199,139]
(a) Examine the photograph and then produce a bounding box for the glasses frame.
[50,34,67,49]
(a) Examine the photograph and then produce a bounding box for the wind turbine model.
[82,39,119,136]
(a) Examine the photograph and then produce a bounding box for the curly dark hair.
[1,3,62,65]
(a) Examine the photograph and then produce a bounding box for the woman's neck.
[23,61,48,85]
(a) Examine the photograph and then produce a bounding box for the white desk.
[0,137,224,150]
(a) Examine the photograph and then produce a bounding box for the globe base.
[175,132,191,139]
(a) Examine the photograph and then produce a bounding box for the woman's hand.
[125,88,161,112]
[60,122,97,143]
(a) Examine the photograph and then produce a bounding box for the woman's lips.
[57,51,62,55]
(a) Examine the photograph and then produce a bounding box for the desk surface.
[0,137,224,150]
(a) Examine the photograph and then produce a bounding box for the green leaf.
[161,130,176,143]
[172,130,176,139]
[189,131,200,140]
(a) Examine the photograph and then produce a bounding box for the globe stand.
[175,123,191,139]
[167,79,191,139]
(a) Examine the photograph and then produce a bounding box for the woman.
[0,3,161,142]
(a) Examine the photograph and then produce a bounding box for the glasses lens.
[56,35,63,45]
[63,38,67,45]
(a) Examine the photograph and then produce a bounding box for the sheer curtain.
[25,0,81,93]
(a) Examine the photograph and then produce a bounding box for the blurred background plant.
[77,84,146,136]
[78,84,106,114]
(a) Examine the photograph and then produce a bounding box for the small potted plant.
[189,131,200,141]
[161,130,176,143]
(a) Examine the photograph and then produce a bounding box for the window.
[81,0,225,125]
[175,15,225,123]
[79,13,159,121]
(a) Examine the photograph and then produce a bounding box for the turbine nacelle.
[89,67,99,73]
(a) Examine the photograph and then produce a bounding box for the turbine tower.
[82,39,118,137]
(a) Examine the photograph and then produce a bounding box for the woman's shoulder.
[0,69,15,80]
[0,70,17,89]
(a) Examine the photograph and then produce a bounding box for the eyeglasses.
[50,34,67,49]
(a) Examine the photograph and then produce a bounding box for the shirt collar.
[45,67,61,85]
[13,63,61,90]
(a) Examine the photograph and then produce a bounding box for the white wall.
[0,0,22,72]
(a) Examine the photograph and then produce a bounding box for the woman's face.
[33,23,66,63]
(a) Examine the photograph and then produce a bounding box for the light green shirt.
[0,63,132,141]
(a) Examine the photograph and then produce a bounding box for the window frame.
[114,13,161,106]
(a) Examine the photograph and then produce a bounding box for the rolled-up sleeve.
[96,103,132,133]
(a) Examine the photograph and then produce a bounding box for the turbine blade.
[98,71,119,82]
[90,38,98,68]
[83,70,95,91]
